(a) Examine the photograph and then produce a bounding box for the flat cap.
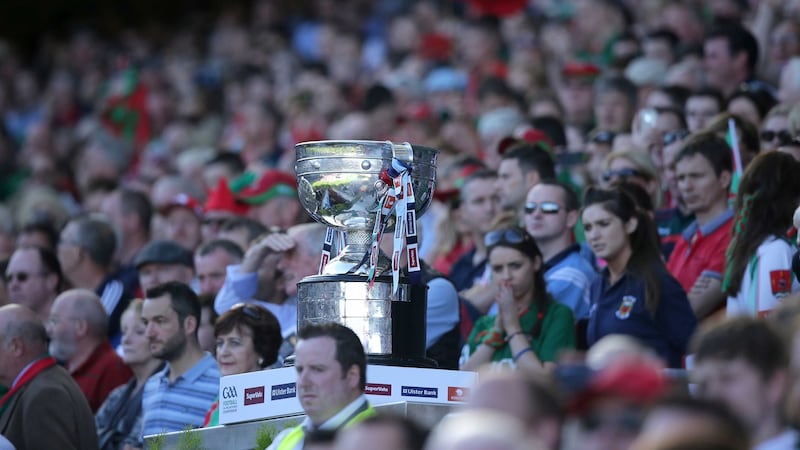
[134,240,194,269]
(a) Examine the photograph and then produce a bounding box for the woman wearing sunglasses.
[582,188,696,368]
[203,303,282,427]
[461,226,575,373]
[601,150,663,209]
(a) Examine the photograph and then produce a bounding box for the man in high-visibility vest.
[267,322,375,450]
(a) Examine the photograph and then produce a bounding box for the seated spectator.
[203,303,282,427]
[134,240,195,293]
[0,304,99,450]
[723,152,800,317]
[582,188,696,368]
[58,215,133,346]
[200,178,249,243]
[334,413,428,450]
[217,216,267,252]
[140,282,220,442]
[194,239,243,297]
[95,299,164,450]
[467,370,563,450]
[461,226,575,373]
[601,150,662,209]
[524,180,596,323]
[214,223,326,358]
[424,409,534,450]
[691,317,798,448]
[238,170,304,230]
[5,245,62,322]
[197,293,218,354]
[46,288,132,412]
[160,194,203,252]
[631,395,749,450]
[666,133,734,321]
[567,358,668,450]
[15,219,59,251]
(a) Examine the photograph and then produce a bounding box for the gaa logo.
[222,386,238,399]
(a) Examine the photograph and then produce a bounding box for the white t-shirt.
[727,236,800,318]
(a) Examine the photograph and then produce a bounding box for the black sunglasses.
[663,129,690,146]
[484,228,530,247]
[232,303,267,320]
[524,201,561,215]
[760,129,793,145]
[4,272,44,283]
[602,168,647,183]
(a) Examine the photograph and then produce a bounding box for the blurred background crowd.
[2,0,800,449]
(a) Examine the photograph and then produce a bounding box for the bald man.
[46,289,132,412]
[0,304,99,450]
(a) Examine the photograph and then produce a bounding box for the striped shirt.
[140,353,220,440]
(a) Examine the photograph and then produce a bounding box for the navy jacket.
[587,265,697,368]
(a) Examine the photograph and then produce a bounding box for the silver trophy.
[295,140,438,365]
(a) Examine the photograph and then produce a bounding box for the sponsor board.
[219,365,478,425]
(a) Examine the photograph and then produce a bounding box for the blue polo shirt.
[141,353,220,439]
[586,266,697,368]
[543,244,597,320]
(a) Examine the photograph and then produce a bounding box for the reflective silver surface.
[295,140,437,276]
[297,278,410,354]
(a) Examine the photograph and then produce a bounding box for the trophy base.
[296,274,429,367]
[366,354,438,368]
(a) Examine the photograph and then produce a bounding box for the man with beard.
[140,282,219,441]
[46,289,131,412]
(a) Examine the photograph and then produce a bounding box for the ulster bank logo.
[271,382,297,400]
[222,386,238,399]
[244,386,265,406]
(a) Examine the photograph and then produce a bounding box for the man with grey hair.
[0,304,99,449]
[215,223,327,365]
[58,215,133,346]
[46,289,131,413]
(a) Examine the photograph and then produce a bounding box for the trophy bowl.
[295,140,438,276]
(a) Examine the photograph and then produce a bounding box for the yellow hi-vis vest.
[275,403,376,450]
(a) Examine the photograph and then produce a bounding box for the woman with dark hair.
[582,188,696,368]
[203,303,282,427]
[460,226,575,373]
[724,152,800,317]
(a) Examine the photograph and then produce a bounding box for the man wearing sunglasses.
[496,143,556,219]
[524,181,596,324]
[5,246,62,322]
[666,133,734,321]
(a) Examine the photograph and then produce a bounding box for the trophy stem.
[321,229,390,276]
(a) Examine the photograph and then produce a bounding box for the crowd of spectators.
[2,0,800,448]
